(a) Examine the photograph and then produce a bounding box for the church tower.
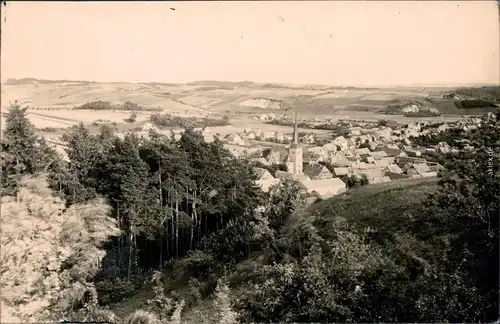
[287,111,303,174]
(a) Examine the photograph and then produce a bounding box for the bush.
[95,278,138,306]
[125,112,138,123]
[39,127,58,132]
[404,110,441,117]
[149,113,229,129]
[342,174,369,189]
[75,100,162,112]
[377,119,388,126]
[455,99,497,109]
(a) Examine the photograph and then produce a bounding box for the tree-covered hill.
[1,103,498,324]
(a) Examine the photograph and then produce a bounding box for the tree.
[413,115,500,322]
[1,104,58,195]
[0,175,120,323]
[264,179,307,232]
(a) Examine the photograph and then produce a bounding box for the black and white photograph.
[1,1,499,323]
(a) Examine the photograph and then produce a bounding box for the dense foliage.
[149,113,229,129]
[265,119,350,136]
[1,102,498,323]
[404,110,441,117]
[455,99,498,109]
[455,86,500,103]
[76,100,162,112]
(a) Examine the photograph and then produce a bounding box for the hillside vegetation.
[0,99,499,323]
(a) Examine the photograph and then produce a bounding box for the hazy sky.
[1,1,499,86]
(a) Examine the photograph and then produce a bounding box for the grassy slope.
[302,177,439,238]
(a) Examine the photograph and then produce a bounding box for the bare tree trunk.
[175,200,179,257]
[190,189,195,250]
[117,201,122,269]
[16,157,20,203]
[128,228,133,282]
[158,166,163,266]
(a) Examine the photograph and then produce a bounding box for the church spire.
[293,111,299,146]
[288,110,303,175]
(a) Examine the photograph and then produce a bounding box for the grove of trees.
[1,103,498,323]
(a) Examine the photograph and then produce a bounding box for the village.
[208,113,486,198]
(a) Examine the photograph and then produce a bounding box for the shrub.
[95,278,138,306]
[455,99,497,109]
[377,119,388,126]
[404,110,441,117]
[39,126,58,132]
[125,112,138,123]
[75,100,161,112]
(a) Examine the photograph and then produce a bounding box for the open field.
[1,79,490,136]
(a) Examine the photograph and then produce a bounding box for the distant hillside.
[4,78,97,85]
[185,80,256,87]
[453,86,500,103]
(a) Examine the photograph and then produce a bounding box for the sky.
[1,1,499,86]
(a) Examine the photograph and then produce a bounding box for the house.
[421,171,438,178]
[322,142,338,153]
[436,142,451,154]
[246,132,256,140]
[304,163,333,180]
[350,161,380,171]
[275,132,285,143]
[375,144,400,156]
[301,178,347,198]
[141,122,155,131]
[370,176,392,184]
[375,157,395,167]
[368,142,378,151]
[407,163,431,176]
[203,134,215,143]
[329,153,351,167]
[352,169,386,181]
[396,156,427,167]
[302,134,316,144]
[224,144,247,157]
[275,170,310,182]
[332,136,348,151]
[262,131,275,140]
[350,128,362,136]
[428,163,444,173]
[365,156,375,163]
[381,137,396,144]
[250,157,269,166]
[371,151,389,159]
[356,148,371,156]
[308,146,326,155]
[333,167,349,177]
[386,164,403,174]
[303,151,322,164]
[405,149,422,157]
[244,147,262,157]
[225,133,245,146]
[426,148,437,155]
[256,178,280,192]
[263,147,289,164]
[253,167,274,181]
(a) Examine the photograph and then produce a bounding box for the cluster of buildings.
[210,113,472,199]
